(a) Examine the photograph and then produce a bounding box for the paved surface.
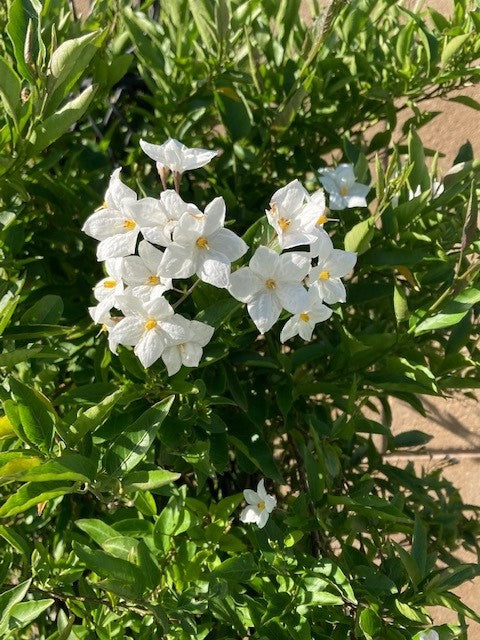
[74,0,480,633]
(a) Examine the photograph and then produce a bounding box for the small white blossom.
[280,288,332,342]
[122,240,172,301]
[161,318,214,376]
[319,164,370,210]
[109,294,188,368]
[419,631,439,640]
[159,197,248,288]
[307,234,357,304]
[228,246,309,334]
[267,179,318,249]
[240,479,276,529]
[91,258,124,322]
[140,138,218,175]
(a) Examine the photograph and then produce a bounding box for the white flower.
[140,138,218,174]
[307,234,357,304]
[102,168,137,211]
[318,164,370,210]
[280,288,332,342]
[109,294,188,368]
[82,199,143,261]
[228,246,309,334]
[159,197,248,288]
[239,479,276,529]
[91,258,124,322]
[161,318,214,376]
[267,179,318,249]
[419,631,439,640]
[132,191,203,247]
[122,240,172,301]
[87,308,121,352]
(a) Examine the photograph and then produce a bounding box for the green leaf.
[20,295,63,324]
[393,430,432,448]
[8,599,53,633]
[0,525,31,558]
[0,580,31,637]
[76,519,119,546]
[412,515,428,578]
[6,0,43,81]
[414,288,480,334]
[3,454,96,484]
[359,607,382,639]
[344,218,374,254]
[188,0,215,48]
[29,84,97,153]
[393,284,409,324]
[0,481,76,518]
[122,469,180,492]
[408,128,430,190]
[68,386,128,443]
[210,553,257,582]
[441,34,469,65]
[394,600,429,623]
[215,86,252,141]
[8,378,56,451]
[0,57,21,127]
[104,396,175,476]
[153,496,193,551]
[448,95,480,111]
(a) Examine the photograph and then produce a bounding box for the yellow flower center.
[316,214,328,225]
[123,219,136,230]
[318,270,330,280]
[102,201,108,209]
[257,501,265,510]
[278,217,291,231]
[148,275,160,285]
[339,186,349,197]
[144,319,157,331]
[103,279,117,288]
[196,236,209,249]
[299,312,310,322]
[265,278,276,290]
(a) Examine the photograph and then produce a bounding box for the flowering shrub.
[0,1,479,639]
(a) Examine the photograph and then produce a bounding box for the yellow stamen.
[265,278,276,290]
[299,312,310,322]
[316,214,328,225]
[123,219,136,230]
[148,275,160,285]
[318,270,330,280]
[101,324,109,333]
[257,501,265,510]
[339,186,349,197]
[102,201,108,209]
[196,236,209,249]
[278,217,291,231]
[103,279,116,288]
[144,319,157,331]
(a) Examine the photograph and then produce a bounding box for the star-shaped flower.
[140,138,218,175]
[109,294,188,368]
[161,318,214,376]
[122,240,172,301]
[280,288,332,342]
[307,234,357,304]
[91,258,124,322]
[228,246,309,334]
[159,197,248,288]
[318,164,370,210]
[267,179,318,249]
[239,479,276,529]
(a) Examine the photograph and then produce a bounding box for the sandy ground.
[75,0,480,634]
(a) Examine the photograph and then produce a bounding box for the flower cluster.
[83,138,367,373]
[229,178,358,339]
[83,139,247,373]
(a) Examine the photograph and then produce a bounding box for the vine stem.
[172,279,201,309]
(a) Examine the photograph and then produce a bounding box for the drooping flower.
[280,288,332,342]
[228,246,309,334]
[109,294,188,368]
[140,138,218,176]
[122,240,172,301]
[239,479,276,529]
[161,318,214,376]
[318,164,370,210]
[307,234,357,304]
[419,631,439,640]
[91,258,124,322]
[82,199,143,261]
[159,197,248,288]
[267,179,318,249]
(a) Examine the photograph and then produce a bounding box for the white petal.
[115,293,147,317]
[243,489,260,504]
[298,320,315,341]
[239,505,261,525]
[348,183,370,199]
[197,250,231,288]
[276,283,309,313]
[159,317,190,343]
[209,228,248,262]
[256,479,267,500]
[203,197,226,234]
[257,509,270,529]
[105,168,137,209]
[159,245,196,279]
[327,192,347,210]
[264,494,277,513]
[277,252,310,283]
[280,317,300,343]
[181,342,203,367]
[189,320,214,347]
[325,250,357,278]
[82,211,126,240]
[335,164,356,186]
[97,232,138,260]
[320,279,346,304]
[229,268,263,302]
[135,330,164,368]
[122,256,150,285]
[110,316,144,346]
[145,296,174,319]
[161,346,183,376]
[310,229,333,259]
[247,292,282,334]
[138,240,164,271]
[249,246,279,279]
